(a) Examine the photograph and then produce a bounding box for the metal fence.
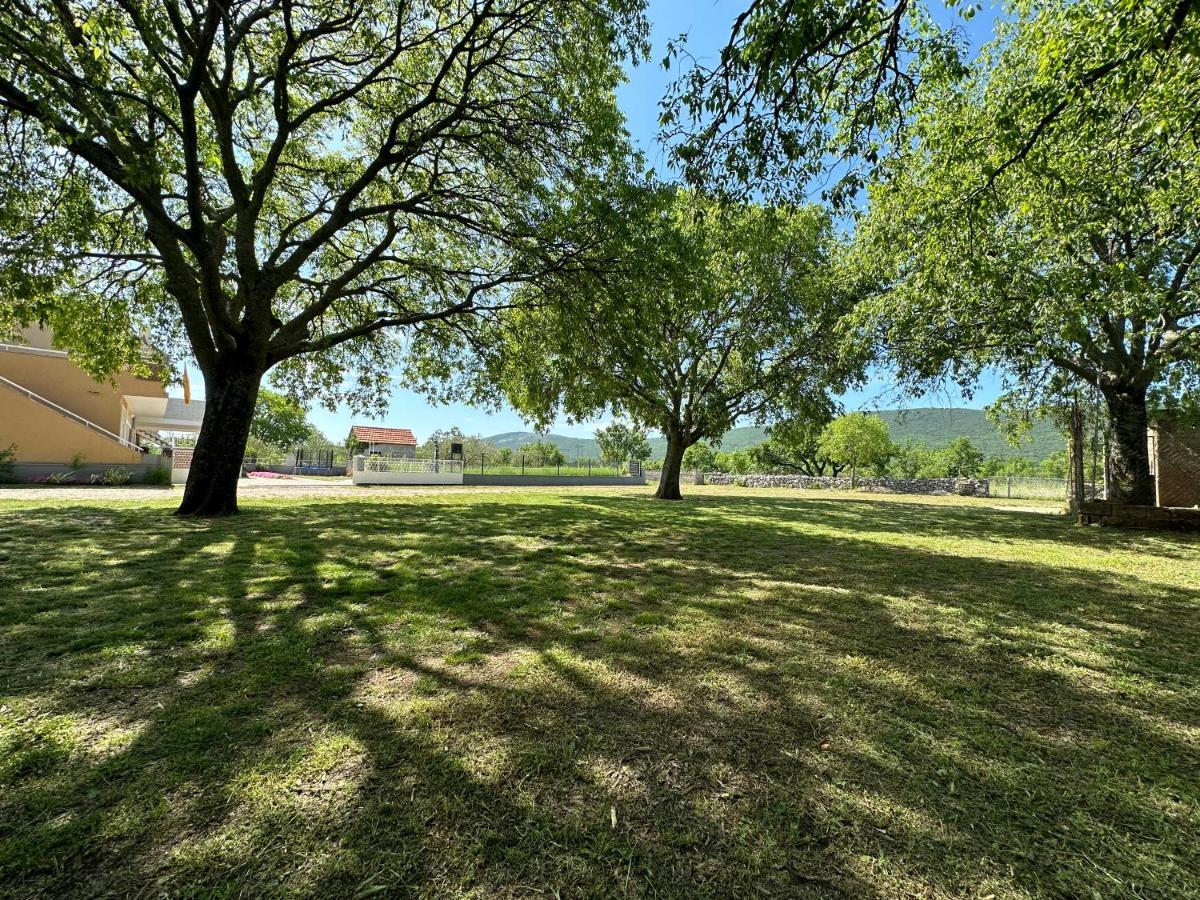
[454,454,630,477]
[357,456,464,474]
[987,476,1105,501]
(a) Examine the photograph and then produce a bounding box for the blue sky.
[236,1,1008,443]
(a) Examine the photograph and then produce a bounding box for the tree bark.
[176,365,263,517]
[656,430,686,500]
[1101,383,1155,506]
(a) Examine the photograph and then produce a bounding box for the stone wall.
[700,472,989,497]
[1078,500,1200,532]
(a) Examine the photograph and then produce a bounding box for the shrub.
[69,452,87,469]
[91,467,132,486]
[45,471,75,485]
[0,444,16,483]
[143,466,171,486]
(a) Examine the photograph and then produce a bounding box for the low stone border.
[1077,500,1200,532]
[700,472,989,497]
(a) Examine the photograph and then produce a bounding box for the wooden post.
[1068,402,1086,514]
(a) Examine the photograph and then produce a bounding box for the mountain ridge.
[484,408,1065,461]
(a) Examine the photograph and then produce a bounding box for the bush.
[143,465,172,486]
[0,444,16,484]
[91,467,132,486]
[45,471,75,485]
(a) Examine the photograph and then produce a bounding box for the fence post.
[1007,476,1011,499]
[481,454,484,475]
[521,454,525,475]
[588,460,591,476]
[557,461,560,476]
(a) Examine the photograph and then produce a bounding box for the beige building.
[0,327,202,466]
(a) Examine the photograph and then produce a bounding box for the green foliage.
[855,3,1200,502]
[818,414,893,481]
[594,422,651,465]
[497,184,856,498]
[941,437,984,478]
[91,467,132,486]
[419,428,498,461]
[142,465,171,487]
[0,444,15,484]
[250,390,313,450]
[44,471,74,485]
[681,443,716,472]
[519,440,566,466]
[68,453,86,469]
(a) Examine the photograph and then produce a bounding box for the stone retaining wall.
[1077,500,1200,532]
[700,472,989,497]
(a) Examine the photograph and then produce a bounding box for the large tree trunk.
[176,365,263,517]
[656,430,686,500]
[1101,383,1155,506]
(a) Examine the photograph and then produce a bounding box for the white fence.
[352,455,464,485]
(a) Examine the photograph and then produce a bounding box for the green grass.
[0,485,1197,898]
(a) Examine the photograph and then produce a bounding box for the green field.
[1,486,1197,897]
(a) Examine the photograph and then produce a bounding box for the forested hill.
[485,408,1065,461]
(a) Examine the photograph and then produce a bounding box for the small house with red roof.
[349,425,418,459]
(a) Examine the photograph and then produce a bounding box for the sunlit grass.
[0,485,1196,897]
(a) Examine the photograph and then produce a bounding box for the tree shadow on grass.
[0,493,1197,897]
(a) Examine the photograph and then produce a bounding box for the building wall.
[0,347,165,436]
[1151,424,1200,508]
[0,385,144,465]
[366,442,416,458]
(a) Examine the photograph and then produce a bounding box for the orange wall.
[0,350,164,436]
[0,385,144,465]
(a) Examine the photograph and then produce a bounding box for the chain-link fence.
[987,476,1104,501]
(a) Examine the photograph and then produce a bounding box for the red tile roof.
[351,425,417,445]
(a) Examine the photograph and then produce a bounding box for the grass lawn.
[0,486,1197,898]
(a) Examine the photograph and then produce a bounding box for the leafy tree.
[941,437,984,478]
[594,422,652,467]
[889,438,937,480]
[714,448,755,475]
[420,428,496,461]
[856,7,1200,505]
[519,440,566,466]
[0,1,647,515]
[817,413,892,487]
[750,413,843,476]
[497,185,854,500]
[681,442,716,473]
[661,0,1197,205]
[248,389,312,450]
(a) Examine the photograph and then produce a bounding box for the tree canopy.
[495,184,857,499]
[817,413,892,485]
[0,0,647,514]
[853,4,1200,504]
[661,0,1198,205]
[594,422,652,466]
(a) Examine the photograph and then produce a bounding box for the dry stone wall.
[700,472,990,497]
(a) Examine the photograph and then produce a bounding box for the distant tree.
[420,429,497,461]
[681,442,716,473]
[520,440,566,466]
[940,437,984,478]
[818,413,892,487]
[714,448,756,475]
[249,390,312,449]
[751,413,843,476]
[594,422,652,467]
[889,438,936,480]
